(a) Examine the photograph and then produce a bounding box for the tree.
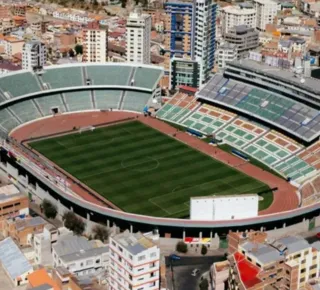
[68,48,75,57]
[74,44,83,55]
[41,199,57,219]
[92,224,110,242]
[176,241,188,253]
[199,278,209,290]
[63,211,86,235]
[201,244,207,255]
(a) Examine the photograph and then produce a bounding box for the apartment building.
[164,0,217,86]
[22,39,47,71]
[82,21,108,63]
[126,10,151,64]
[52,234,109,277]
[221,5,256,35]
[4,36,24,58]
[109,230,160,290]
[223,25,259,59]
[226,231,320,290]
[253,0,278,31]
[216,43,238,69]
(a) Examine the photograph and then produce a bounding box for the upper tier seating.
[133,67,162,89]
[41,67,83,89]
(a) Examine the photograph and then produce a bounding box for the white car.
[191,269,200,276]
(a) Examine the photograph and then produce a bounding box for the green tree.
[199,278,209,290]
[41,199,57,219]
[74,44,83,55]
[201,244,207,255]
[63,211,86,235]
[92,224,110,242]
[176,241,188,253]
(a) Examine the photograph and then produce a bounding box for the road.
[165,256,225,290]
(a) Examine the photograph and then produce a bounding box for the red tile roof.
[234,252,261,289]
[179,85,198,93]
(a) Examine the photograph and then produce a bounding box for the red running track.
[10,111,299,215]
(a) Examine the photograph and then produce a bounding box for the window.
[300,277,305,283]
[150,252,157,258]
[301,268,306,273]
[310,264,317,270]
[118,246,123,252]
[138,255,146,261]
[96,259,100,264]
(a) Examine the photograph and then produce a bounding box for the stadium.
[0,61,319,238]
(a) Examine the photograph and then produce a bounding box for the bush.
[41,199,57,219]
[63,211,86,235]
[92,224,110,242]
[201,244,207,255]
[176,241,188,253]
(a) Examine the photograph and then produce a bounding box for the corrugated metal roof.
[242,241,283,264]
[277,236,310,255]
[0,237,33,279]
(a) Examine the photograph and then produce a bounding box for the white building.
[22,39,47,71]
[190,194,259,221]
[253,0,278,31]
[221,5,256,35]
[109,230,160,290]
[82,21,108,63]
[217,42,238,69]
[52,234,109,277]
[126,10,151,64]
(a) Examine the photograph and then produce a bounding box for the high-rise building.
[126,10,151,64]
[253,0,278,31]
[22,39,46,71]
[108,230,160,290]
[82,21,108,63]
[164,0,217,86]
[216,43,238,69]
[220,5,256,35]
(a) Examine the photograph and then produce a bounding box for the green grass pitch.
[29,121,272,218]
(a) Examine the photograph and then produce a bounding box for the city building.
[217,43,238,69]
[0,237,33,286]
[220,5,256,35]
[108,230,160,290]
[34,226,72,266]
[126,10,151,64]
[223,25,259,58]
[52,234,109,277]
[253,0,278,31]
[28,268,60,290]
[4,36,24,58]
[0,184,29,228]
[226,231,320,290]
[169,57,200,90]
[4,216,46,246]
[82,21,108,63]
[164,0,217,86]
[22,39,47,71]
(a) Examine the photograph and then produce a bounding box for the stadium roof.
[227,59,320,95]
[0,237,33,280]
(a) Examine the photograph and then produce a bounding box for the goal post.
[78,126,95,134]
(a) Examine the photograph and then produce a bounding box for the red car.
[316,233,320,239]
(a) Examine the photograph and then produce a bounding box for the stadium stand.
[299,141,320,170]
[94,90,122,110]
[133,67,162,89]
[41,67,84,89]
[86,65,132,86]
[0,108,20,133]
[35,94,66,116]
[0,72,41,98]
[64,91,93,112]
[197,74,320,142]
[9,99,42,123]
[121,91,152,112]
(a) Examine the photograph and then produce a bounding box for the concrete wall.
[266,219,309,239]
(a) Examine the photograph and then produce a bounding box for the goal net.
[78,126,95,134]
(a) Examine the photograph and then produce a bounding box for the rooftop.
[28,269,60,290]
[0,237,33,280]
[113,230,156,255]
[14,216,46,231]
[277,236,310,254]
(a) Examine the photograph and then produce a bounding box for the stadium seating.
[298,141,320,170]
[0,92,7,103]
[35,94,66,116]
[9,99,42,123]
[122,91,152,112]
[0,72,41,98]
[64,91,93,112]
[94,90,122,110]
[0,108,20,133]
[198,74,320,141]
[133,67,162,89]
[86,65,132,86]
[156,93,199,123]
[216,118,267,150]
[41,67,84,89]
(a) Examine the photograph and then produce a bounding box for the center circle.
[121,156,159,172]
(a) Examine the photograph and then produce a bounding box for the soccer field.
[29,121,272,218]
